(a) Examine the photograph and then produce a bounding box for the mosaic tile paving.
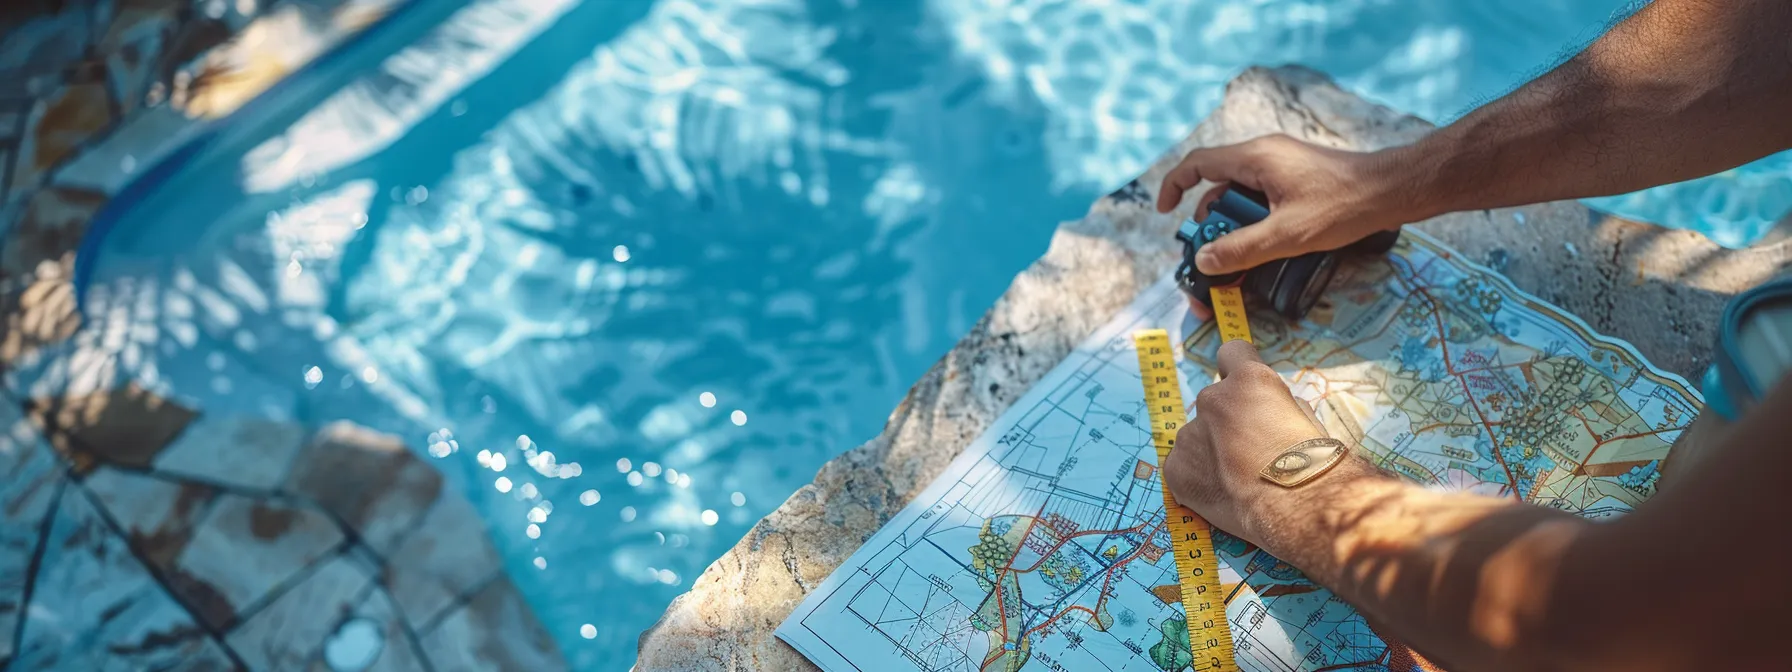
[0,0,566,668]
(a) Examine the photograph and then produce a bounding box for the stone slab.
[419,577,566,672]
[316,586,431,672]
[153,415,308,492]
[0,402,62,664]
[83,467,217,567]
[12,485,236,671]
[0,3,95,85]
[1,186,105,363]
[51,106,201,197]
[225,553,373,670]
[95,0,184,116]
[26,382,198,473]
[11,77,114,206]
[634,65,1792,670]
[285,422,443,556]
[0,1,571,669]
[172,491,346,629]
[382,486,502,630]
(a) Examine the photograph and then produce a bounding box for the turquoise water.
[73,0,1788,669]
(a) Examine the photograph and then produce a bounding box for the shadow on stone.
[25,382,196,473]
[284,422,442,555]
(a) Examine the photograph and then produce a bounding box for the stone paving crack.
[414,568,502,637]
[225,538,358,631]
[70,482,251,670]
[7,475,66,669]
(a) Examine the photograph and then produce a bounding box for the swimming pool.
[72,0,1789,668]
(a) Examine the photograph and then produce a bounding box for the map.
[776,232,1700,671]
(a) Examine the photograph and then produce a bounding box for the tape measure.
[1133,328,1237,672]
[1208,284,1253,345]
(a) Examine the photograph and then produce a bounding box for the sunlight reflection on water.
[933,0,1787,243]
[71,0,1790,669]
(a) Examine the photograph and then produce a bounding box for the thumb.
[1194,214,1310,276]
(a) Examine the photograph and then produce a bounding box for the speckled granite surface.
[0,1,565,668]
[634,64,1791,670]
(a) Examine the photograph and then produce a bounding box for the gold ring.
[1259,437,1349,488]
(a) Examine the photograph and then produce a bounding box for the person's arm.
[1157,0,1792,276]
[1175,344,1792,670]
[1174,341,1792,672]
[1410,0,1792,214]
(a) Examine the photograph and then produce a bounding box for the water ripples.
[75,1,1790,670]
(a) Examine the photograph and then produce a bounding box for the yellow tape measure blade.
[1131,329,1237,672]
[1209,285,1253,344]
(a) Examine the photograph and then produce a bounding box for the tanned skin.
[1153,1,1792,670]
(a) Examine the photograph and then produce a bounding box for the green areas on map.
[971,572,1030,671]
[1452,276,1504,316]
[970,590,999,632]
[980,632,1032,672]
[1039,549,1090,592]
[970,517,1023,578]
[1093,601,1115,631]
[1149,615,1192,671]
[776,240,1702,671]
[971,574,1021,632]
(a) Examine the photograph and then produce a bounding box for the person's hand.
[1157,134,1427,278]
[1164,340,1380,547]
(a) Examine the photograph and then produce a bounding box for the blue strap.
[1702,364,1739,421]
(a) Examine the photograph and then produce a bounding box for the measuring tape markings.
[1209,284,1253,345]
[1134,325,1239,672]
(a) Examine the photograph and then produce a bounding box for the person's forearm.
[1382,0,1792,217]
[1257,395,1792,672]
[1248,469,1602,671]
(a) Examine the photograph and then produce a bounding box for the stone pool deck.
[0,0,564,669]
[634,65,1792,669]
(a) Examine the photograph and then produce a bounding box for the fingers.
[1214,339,1265,380]
[1166,423,1216,506]
[1193,182,1229,221]
[1194,214,1306,276]
[1156,145,1250,214]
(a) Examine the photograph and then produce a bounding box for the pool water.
[74,0,1789,668]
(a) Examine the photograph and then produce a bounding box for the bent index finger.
[1215,339,1264,380]
[1156,146,1245,214]
[1195,213,1305,276]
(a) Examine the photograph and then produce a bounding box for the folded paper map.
[777,231,1698,672]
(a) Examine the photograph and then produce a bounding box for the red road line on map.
[1577,425,1689,471]
[1568,409,1600,441]
[1567,408,1688,472]
[1022,521,1161,638]
[1416,287,1523,498]
[1026,605,1099,638]
[1450,361,1527,377]
[1409,254,1440,281]
[1594,426,1686,448]
[980,646,1004,672]
[1383,259,1684,496]
[985,501,1052,664]
[1010,524,1147,573]
[1411,421,1487,435]
[1312,656,1390,672]
[982,584,1012,671]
